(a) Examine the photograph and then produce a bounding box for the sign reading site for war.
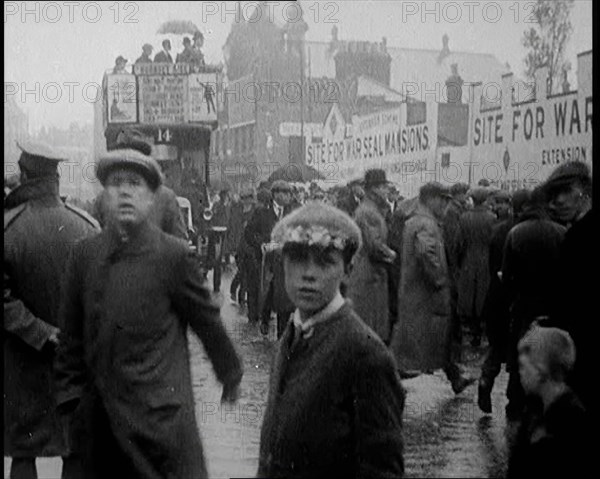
[106,74,137,123]
[138,75,188,124]
[439,52,593,191]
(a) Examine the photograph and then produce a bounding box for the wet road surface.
[5,269,511,478]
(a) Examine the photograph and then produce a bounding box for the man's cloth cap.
[364,169,390,189]
[419,182,452,200]
[115,55,127,64]
[271,203,362,251]
[468,187,490,205]
[271,180,292,194]
[544,161,592,192]
[114,129,153,156]
[142,43,153,51]
[97,149,162,190]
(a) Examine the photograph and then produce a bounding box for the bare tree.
[522,0,574,94]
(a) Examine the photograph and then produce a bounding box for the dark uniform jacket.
[4,177,100,457]
[54,221,243,478]
[258,302,405,478]
[92,185,188,241]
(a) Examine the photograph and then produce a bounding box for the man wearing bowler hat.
[54,147,243,478]
[346,169,397,345]
[390,182,475,394]
[5,141,100,479]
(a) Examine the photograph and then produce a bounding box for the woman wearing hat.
[54,148,243,478]
[346,169,397,344]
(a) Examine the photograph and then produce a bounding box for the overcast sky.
[4,0,593,131]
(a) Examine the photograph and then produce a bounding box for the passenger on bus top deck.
[177,37,193,63]
[135,44,154,64]
[113,55,128,74]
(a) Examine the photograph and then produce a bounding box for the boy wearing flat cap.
[54,148,243,478]
[508,326,591,478]
[258,203,405,479]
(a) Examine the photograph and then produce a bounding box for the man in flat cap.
[346,169,397,345]
[544,161,594,418]
[54,148,243,478]
[5,141,100,479]
[258,202,405,479]
[544,161,592,228]
[92,129,188,241]
[390,182,475,394]
[135,43,153,64]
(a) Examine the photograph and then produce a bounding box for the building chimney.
[381,37,387,53]
[438,33,450,64]
[331,25,338,42]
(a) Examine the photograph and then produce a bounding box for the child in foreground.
[507,325,591,478]
[257,202,405,479]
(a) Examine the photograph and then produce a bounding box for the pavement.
[5,268,512,478]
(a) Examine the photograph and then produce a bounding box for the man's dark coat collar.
[4,176,60,209]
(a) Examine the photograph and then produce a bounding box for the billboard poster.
[138,75,188,124]
[105,74,137,123]
[188,73,219,122]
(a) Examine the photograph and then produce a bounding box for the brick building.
[214,3,508,190]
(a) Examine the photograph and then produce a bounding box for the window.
[407,101,427,125]
[441,152,450,168]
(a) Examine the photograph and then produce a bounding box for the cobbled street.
[5,270,511,479]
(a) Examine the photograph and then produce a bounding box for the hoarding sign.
[189,73,218,122]
[106,74,137,123]
[138,75,188,124]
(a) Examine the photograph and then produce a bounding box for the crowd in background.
[4,135,594,478]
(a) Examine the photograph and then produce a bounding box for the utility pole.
[300,37,305,167]
[467,81,482,185]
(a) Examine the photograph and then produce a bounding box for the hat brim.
[97,150,162,190]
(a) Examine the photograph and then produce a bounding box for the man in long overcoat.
[4,141,100,479]
[455,187,497,347]
[346,169,396,344]
[390,183,474,394]
[545,162,594,418]
[91,131,188,241]
[54,148,243,478]
[501,186,566,420]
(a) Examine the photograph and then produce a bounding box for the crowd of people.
[4,131,594,478]
[112,31,206,73]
